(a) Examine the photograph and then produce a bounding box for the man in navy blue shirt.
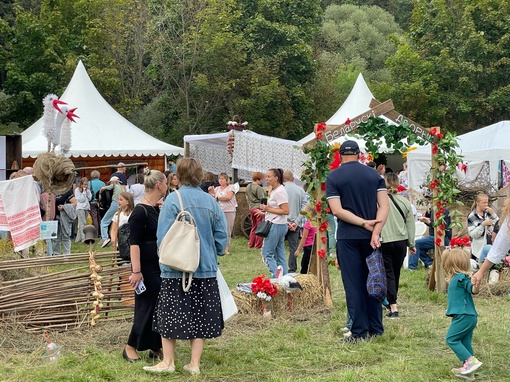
[326,140,390,343]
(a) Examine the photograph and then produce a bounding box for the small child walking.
[294,205,317,274]
[442,246,482,380]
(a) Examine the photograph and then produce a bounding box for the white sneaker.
[461,357,482,375]
[100,238,111,248]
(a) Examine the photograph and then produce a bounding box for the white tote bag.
[217,268,238,322]
[159,190,200,292]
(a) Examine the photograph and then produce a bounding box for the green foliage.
[387,0,510,133]
[318,4,403,83]
[355,117,427,158]
[310,4,403,126]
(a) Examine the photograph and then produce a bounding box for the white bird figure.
[51,105,79,153]
[59,107,79,155]
[277,274,303,293]
[42,94,66,152]
[275,266,302,312]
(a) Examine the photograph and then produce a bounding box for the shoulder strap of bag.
[172,190,198,292]
[388,194,406,223]
[174,190,185,212]
[89,181,95,200]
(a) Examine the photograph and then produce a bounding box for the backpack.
[158,190,200,292]
[117,223,130,261]
[98,188,113,217]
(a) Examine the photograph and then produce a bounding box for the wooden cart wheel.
[242,213,252,239]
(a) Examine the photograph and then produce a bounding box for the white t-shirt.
[487,217,510,264]
[129,184,145,205]
[265,185,288,225]
[113,211,131,227]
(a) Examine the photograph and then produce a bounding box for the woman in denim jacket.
[147,158,228,376]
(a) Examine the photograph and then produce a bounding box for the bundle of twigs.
[0,251,134,333]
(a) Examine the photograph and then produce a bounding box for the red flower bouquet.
[251,274,278,301]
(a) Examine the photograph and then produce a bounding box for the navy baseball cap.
[340,140,360,155]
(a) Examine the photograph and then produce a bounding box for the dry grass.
[0,237,509,382]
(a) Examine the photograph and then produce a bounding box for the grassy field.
[0,237,508,382]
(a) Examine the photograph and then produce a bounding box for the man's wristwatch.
[361,220,366,228]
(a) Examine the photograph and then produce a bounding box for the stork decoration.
[42,94,79,155]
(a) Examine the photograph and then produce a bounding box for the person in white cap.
[99,176,123,247]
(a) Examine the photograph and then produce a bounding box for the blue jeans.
[262,223,288,277]
[409,236,450,269]
[479,244,491,264]
[100,201,118,239]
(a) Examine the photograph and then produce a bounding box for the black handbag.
[255,221,273,237]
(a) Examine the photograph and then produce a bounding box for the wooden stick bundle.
[0,251,135,332]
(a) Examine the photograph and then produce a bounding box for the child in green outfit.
[442,246,482,381]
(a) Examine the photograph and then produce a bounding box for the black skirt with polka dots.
[153,277,224,340]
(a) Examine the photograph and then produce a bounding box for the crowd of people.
[7,150,510,379]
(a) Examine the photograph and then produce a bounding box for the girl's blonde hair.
[78,177,88,189]
[118,192,134,214]
[303,203,318,221]
[441,248,472,281]
[470,193,488,210]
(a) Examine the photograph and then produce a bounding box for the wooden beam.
[369,99,429,139]
[303,99,395,147]
[74,162,148,171]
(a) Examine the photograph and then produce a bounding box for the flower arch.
[302,116,464,301]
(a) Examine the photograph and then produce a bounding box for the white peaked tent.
[407,121,510,191]
[22,60,183,159]
[298,73,395,150]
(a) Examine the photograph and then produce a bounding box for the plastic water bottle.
[44,332,61,362]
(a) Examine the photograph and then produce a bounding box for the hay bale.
[477,268,510,297]
[232,274,324,318]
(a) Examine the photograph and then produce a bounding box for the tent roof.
[22,61,183,158]
[407,120,510,160]
[297,73,395,147]
[407,120,510,189]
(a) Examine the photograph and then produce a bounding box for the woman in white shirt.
[75,177,92,242]
[129,174,146,205]
[259,168,289,277]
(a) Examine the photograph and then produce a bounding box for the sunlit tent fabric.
[22,60,183,158]
[184,130,308,179]
[298,73,395,150]
[407,121,510,191]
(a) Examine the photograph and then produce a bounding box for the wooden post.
[429,126,448,293]
[315,186,333,307]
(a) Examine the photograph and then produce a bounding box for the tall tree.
[387,0,510,132]
[308,4,402,124]
[141,0,321,143]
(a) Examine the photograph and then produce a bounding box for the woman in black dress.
[122,168,167,362]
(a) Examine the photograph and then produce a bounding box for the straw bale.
[477,268,510,297]
[232,274,324,318]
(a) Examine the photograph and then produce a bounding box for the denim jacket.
[157,185,228,278]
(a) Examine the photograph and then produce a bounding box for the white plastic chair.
[403,221,428,269]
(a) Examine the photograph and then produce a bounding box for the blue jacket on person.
[157,185,228,279]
